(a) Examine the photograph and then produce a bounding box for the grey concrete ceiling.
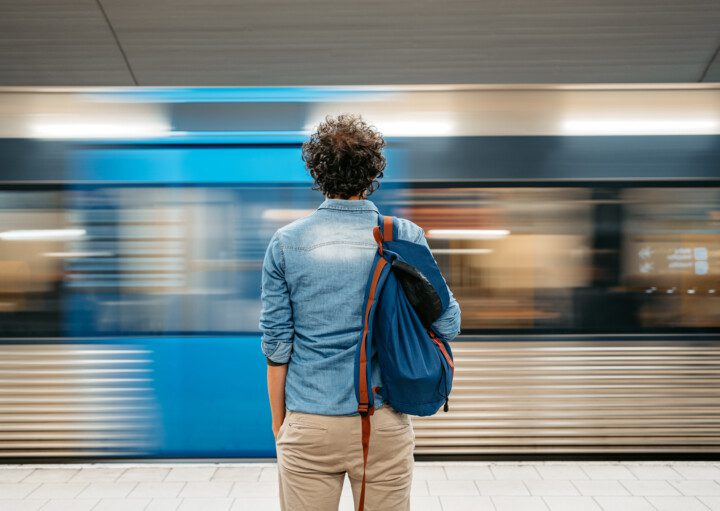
[1,0,719,86]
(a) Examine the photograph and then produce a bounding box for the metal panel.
[99,0,720,85]
[413,340,720,454]
[0,0,133,85]
[2,1,720,85]
[703,46,720,82]
[0,344,155,457]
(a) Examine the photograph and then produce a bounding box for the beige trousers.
[275,404,415,511]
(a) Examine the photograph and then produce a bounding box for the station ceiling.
[1,0,719,86]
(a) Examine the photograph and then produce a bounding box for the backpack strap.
[357,256,385,415]
[357,257,385,510]
[373,214,395,256]
[382,214,394,241]
[429,329,455,373]
[357,213,395,510]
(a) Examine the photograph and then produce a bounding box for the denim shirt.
[259,198,461,415]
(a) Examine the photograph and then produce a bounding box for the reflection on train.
[2,186,718,337]
[0,86,718,458]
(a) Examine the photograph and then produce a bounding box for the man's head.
[302,114,386,199]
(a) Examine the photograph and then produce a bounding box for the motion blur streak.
[0,343,155,458]
[0,86,718,459]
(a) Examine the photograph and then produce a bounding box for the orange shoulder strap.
[384,215,393,241]
[357,257,385,510]
[357,215,394,510]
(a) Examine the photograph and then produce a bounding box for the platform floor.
[1,461,720,510]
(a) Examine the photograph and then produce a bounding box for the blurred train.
[0,85,719,460]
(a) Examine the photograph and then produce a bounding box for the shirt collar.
[317,198,379,213]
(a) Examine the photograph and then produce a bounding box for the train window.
[64,185,320,336]
[5,184,716,337]
[621,188,720,330]
[388,187,595,333]
[0,190,65,337]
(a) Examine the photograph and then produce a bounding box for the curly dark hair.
[302,114,386,199]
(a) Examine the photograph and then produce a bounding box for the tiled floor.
[1,461,720,510]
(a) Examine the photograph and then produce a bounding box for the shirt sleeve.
[414,227,462,342]
[258,231,294,364]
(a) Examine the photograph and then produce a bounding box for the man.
[259,114,461,510]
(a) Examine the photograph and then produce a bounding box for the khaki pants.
[275,404,415,511]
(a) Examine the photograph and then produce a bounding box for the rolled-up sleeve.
[259,231,294,364]
[433,287,462,342]
[414,228,462,342]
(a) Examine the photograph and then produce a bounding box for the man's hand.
[272,416,285,440]
[267,358,288,441]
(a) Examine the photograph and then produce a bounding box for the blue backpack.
[354,213,455,509]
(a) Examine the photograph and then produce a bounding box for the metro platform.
[1,461,720,511]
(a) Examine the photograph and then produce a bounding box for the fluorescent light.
[44,251,113,258]
[561,118,720,136]
[431,248,493,254]
[0,229,86,241]
[371,120,455,137]
[262,209,316,221]
[426,229,510,240]
[29,121,172,139]
[303,118,455,137]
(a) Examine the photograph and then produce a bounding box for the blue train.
[0,86,719,459]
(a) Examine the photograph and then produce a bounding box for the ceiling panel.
[705,48,720,82]
[101,0,720,85]
[1,0,719,86]
[0,0,134,85]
